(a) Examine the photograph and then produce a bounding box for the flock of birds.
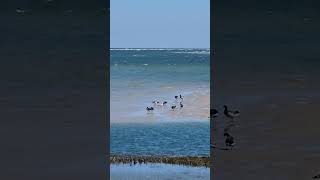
[211,105,240,150]
[145,94,240,150]
[146,94,184,112]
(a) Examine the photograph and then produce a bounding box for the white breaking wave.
[172,51,210,55]
[110,48,210,51]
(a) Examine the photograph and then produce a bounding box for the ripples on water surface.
[111,121,210,156]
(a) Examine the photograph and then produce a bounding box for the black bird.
[175,96,178,99]
[146,107,154,111]
[224,132,235,148]
[223,105,240,119]
[179,94,183,99]
[163,101,168,105]
[180,102,183,108]
[210,109,219,118]
[171,105,176,110]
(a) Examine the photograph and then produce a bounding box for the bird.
[179,94,183,100]
[146,107,154,111]
[223,105,240,119]
[171,105,176,110]
[174,96,178,99]
[153,101,167,106]
[224,132,235,148]
[152,100,159,105]
[180,102,183,108]
[210,109,219,118]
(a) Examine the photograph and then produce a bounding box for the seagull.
[180,102,183,108]
[171,105,176,110]
[146,107,154,111]
[223,105,240,119]
[224,133,235,149]
[210,109,219,118]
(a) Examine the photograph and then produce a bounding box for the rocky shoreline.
[110,155,210,167]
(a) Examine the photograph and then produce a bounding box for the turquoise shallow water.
[111,163,209,180]
[111,121,209,156]
[110,49,210,123]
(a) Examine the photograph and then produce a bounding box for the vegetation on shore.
[110,155,210,167]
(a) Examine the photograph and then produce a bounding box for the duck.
[171,105,176,110]
[223,105,240,119]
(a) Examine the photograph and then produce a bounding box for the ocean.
[110,49,210,157]
[111,121,209,156]
[111,48,210,123]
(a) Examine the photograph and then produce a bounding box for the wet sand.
[111,89,209,123]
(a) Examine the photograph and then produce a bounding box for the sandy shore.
[111,89,210,123]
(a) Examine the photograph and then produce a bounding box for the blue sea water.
[111,121,210,156]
